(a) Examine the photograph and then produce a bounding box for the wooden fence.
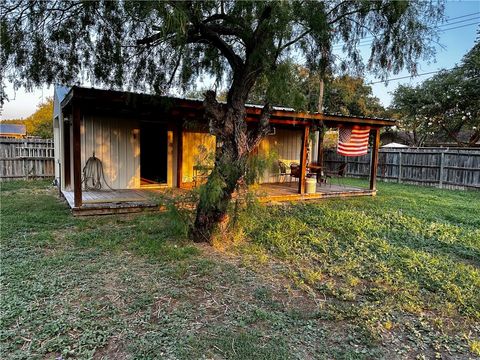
[324,148,480,190]
[0,138,55,181]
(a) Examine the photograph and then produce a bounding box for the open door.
[140,122,168,187]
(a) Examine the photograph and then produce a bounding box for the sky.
[1,0,479,120]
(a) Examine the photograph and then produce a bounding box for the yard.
[1,180,479,359]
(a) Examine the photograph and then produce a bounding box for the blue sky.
[1,0,479,119]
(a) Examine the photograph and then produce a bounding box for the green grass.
[1,180,479,359]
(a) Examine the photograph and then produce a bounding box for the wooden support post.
[369,128,380,191]
[176,123,183,188]
[299,125,310,194]
[72,101,82,208]
[317,128,324,183]
[439,151,445,188]
[63,118,71,188]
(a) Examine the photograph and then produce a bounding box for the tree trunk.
[192,143,247,242]
[191,87,271,243]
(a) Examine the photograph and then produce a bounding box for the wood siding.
[81,115,140,189]
[258,127,314,183]
[181,131,216,184]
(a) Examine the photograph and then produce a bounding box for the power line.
[438,22,479,32]
[333,21,479,49]
[366,69,451,85]
[332,13,480,49]
[437,17,480,27]
[446,11,480,21]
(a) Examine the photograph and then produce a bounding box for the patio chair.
[276,160,289,183]
[290,163,301,186]
[324,163,347,188]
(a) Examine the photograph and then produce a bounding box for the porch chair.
[324,162,347,188]
[290,163,301,186]
[276,160,289,183]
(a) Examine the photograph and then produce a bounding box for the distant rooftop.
[0,123,27,135]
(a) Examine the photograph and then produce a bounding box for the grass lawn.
[1,180,479,359]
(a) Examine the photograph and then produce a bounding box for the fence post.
[398,151,402,183]
[439,152,445,188]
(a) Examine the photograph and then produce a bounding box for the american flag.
[337,126,371,156]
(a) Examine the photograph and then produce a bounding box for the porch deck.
[256,182,374,203]
[62,181,374,216]
[62,189,161,216]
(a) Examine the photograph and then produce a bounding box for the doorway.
[140,122,168,186]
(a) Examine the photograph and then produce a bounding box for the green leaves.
[391,40,480,146]
[2,0,445,104]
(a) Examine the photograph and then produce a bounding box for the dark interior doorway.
[140,122,168,185]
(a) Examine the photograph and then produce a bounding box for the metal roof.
[54,85,71,103]
[60,86,396,127]
[0,123,26,135]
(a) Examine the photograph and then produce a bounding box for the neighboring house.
[53,86,394,215]
[382,142,409,148]
[0,123,27,138]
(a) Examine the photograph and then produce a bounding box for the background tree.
[390,84,431,146]
[1,98,53,138]
[1,1,444,241]
[249,65,386,116]
[391,39,479,147]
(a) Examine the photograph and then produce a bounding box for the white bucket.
[306,177,317,194]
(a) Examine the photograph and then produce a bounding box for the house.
[0,123,27,138]
[382,142,409,148]
[53,86,394,215]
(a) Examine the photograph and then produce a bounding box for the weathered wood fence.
[0,138,55,181]
[324,148,480,190]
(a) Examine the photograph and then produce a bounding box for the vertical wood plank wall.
[181,132,216,184]
[258,127,313,183]
[81,116,140,189]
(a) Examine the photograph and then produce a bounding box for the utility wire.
[332,13,479,49]
[366,70,451,85]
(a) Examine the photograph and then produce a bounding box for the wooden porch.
[256,182,374,203]
[62,189,160,216]
[62,182,374,216]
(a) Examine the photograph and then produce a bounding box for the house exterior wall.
[258,127,316,183]
[80,115,140,189]
[53,91,63,185]
[181,131,216,184]
[180,127,316,185]
[55,107,318,191]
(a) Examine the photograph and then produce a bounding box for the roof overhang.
[61,86,396,128]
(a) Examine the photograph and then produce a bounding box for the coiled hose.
[81,153,112,191]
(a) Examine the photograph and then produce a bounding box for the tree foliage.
[1,98,53,138]
[391,39,480,146]
[2,1,443,102]
[248,64,385,117]
[1,0,445,240]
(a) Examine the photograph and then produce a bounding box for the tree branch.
[195,23,243,70]
[247,103,272,151]
[280,29,312,53]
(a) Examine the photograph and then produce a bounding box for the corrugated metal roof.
[54,85,70,103]
[61,86,396,125]
[0,123,27,135]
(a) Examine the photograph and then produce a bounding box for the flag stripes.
[337,127,371,156]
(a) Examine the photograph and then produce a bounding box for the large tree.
[248,65,385,116]
[1,1,444,241]
[391,39,480,147]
